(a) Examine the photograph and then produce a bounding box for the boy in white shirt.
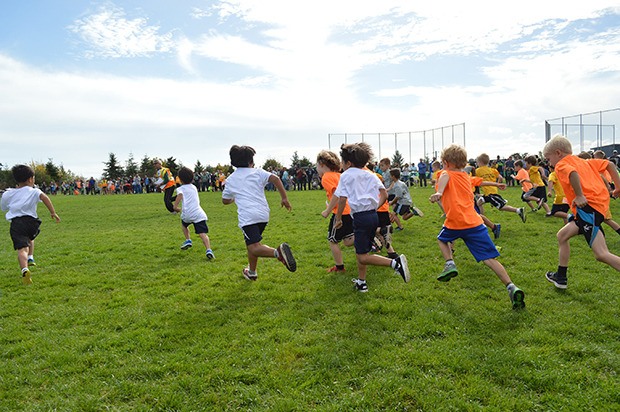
[222,145,296,280]
[1,164,60,284]
[388,168,423,221]
[334,143,410,292]
[173,167,214,259]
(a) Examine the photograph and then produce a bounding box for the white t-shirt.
[1,186,43,221]
[334,167,384,214]
[392,180,412,206]
[222,167,272,227]
[176,184,207,223]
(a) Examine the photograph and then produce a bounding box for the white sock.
[28,255,34,260]
[446,259,455,266]
[506,283,515,291]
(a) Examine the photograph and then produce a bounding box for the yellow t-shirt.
[548,172,566,205]
[528,166,544,186]
[475,166,500,195]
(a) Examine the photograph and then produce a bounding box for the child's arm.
[40,193,60,222]
[480,181,506,190]
[606,162,620,198]
[269,174,291,211]
[173,193,183,213]
[334,196,347,229]
[568,171,588,208]
[378,188,388,208]
[322,195,339,218]
[429,173,449,203]
[546,179,555,198]
[222,197,234,205]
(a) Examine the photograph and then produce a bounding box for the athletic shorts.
[352,210,379,254]
[532,186,547,203]
[10,216,41,250]
[570,205,605,247]
[437,224,499,262]
[377,211,391,227]
[481,194,508,210]
[182,219,209,235]
[241,222,268,246]
[393,204,411,216]
[550,203,569,215]
[328,214,354,243]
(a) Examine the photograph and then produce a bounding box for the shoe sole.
[22,270,32,285]
[278,243,297,272]
[511,289,525,309]
[243,269,257,281]
[397,254,410,283]
[180,244,192,250]
[412,207,424,217]
[206,253,215,260]
[545,273,567,289]
[437,268,458,282]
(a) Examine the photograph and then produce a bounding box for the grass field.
[0,186,619,411]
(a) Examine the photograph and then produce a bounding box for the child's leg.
[541,202,551,214]
[29,240,34,257]
[557,222,580,266]
[392,213,403,229]
[356,257,368,281]
[181,224,191,240]
[604,218,620,232]
[329,241,344,266]
[402,211,414,220]
[590,231,620,270]
[438,240,453,260]
[198,233,211,250]
[17,247,28,271]
[482,258,511,285]
[499,205,518,213]
[246,243,277,271]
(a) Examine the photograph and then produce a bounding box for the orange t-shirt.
[515,168,532,192]
[555,156,610,215]
[374,172,389,212]
[322,171,351,215]
[440,170,483,230]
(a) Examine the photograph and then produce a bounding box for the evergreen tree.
[165,157,179,176]
[262,158,283,171]
[194,160,205,174]
[392,150,404,168]
[103,153,124,180]
[125,152,138,177]
[45,159,60,182]
[290,151,300,168]
[140,155,155,176]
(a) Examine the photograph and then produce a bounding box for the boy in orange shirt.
[317,150,354,273]
[543,135,620,289]
[429,144,525,309]
[511,159,538,212]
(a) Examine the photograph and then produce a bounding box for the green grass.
[0,187,619,411]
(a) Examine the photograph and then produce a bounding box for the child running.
[222,145,296,280]
[334,143,410,292]
[173,166,214,259]
[316,150,354,273]
[546,164,569,224]
[1,164,61,284]
[429,145,525,309]
[389,168,423,221]
[543,135,620,289]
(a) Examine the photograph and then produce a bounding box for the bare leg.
[482,258,512,286]
[246,243,277,272]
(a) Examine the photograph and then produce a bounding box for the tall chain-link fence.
[545,108,620,153]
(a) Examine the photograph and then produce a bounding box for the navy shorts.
[10,216,41,250]
[328,214,354,243]
[394,204,411,216]
[570,205,605,247]
[182,220,209,235]
[377,211,391,227]
[352,210,379,254]
[241,222,268,246]
[437,224,499,262]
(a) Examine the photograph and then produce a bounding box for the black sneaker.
[545,271,567,289]
[509,286,526,310]
[387,252,399,259]
[276,243,296,272]
[394,254,410,283]
[352,278,368,292]
[492,223,501,239]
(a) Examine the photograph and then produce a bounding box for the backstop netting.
[328,123,465,165]
[545,108,620,153]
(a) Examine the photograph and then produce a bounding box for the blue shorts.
[437,224,499,262]
[241,222,268,245]
[352,210,379,254]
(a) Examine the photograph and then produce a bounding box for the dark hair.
[12,164,34,183]
[178,166,194,184]
[229,145,256,168]
[340,142,372,168]
[389,168,401,179]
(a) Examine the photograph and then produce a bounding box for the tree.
[291,151,313,168]
[140,155,155,176]
[290,151,300,168]
[194,160,205,174]
[125,152,138,177]
[103,152,124,180]
[164,157,179,176]
[45,159,60,182]
[262,158,283,171]
[392,150,404,168]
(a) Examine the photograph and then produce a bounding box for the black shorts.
[570,205,605,247]
[532,186,547,203]
[182,220,209,235]
[480,194,508,209]
[328,214,354,243]
[394,204,411,216]
[10,216,41,250]
[550,203,569,215]
[377,211,391,227]
[352,210,379,254]
[241,222,268,246]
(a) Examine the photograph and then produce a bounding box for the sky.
[1,1,620,178]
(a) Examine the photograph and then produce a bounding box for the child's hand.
[497,183,506,190]
[429,192,442,203]
[321,209,330,218]
[281,198,292,211]
[333,217,342,229]
[572,194,588,208]
[51,213,60,223]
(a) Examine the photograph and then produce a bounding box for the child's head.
[316,150,341,176]
[440,144,468,169]
[476,153,490,167]
[514,159,524,169]
[543,134,573,165]
[593,150,606,159]
[340,142,373,168]
[431,160,441,171]
[12,164,34,184]
[229,145,256,168]
[389,168,401,181]
[379,158,391,171]
[524,155,538,167]
[153,158,163,169]
[178,166,194,185]
[577,151,592,159]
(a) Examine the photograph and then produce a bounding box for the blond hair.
[316,150,342,172]
[476,153,490,166]
[441,144,468,169]
[543,134,573,156]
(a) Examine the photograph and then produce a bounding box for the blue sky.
[1,1,620,177]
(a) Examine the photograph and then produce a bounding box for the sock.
[506,282,515,292]
[28,255,34,260]
[557,266,568,278]
[357,278,366,284]
[446,259,455,266]
[274,249,279,259]
[21,267,29,274]
[249,269,257,275]
[616,228,620,236]
[391,259,399,269]
[336,264,344,270]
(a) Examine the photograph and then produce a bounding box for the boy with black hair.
[389,168,423,221]
[1,164,60,284]
[173,166,214,259]
[334,142,410,292]
[222,145,296,280]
